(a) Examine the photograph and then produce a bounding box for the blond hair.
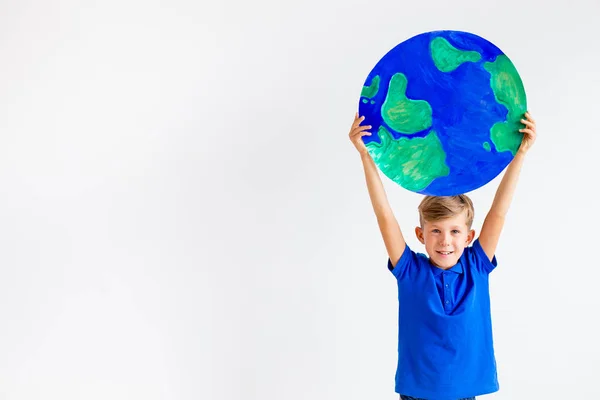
[418,195,475,228]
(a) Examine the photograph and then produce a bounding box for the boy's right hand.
[348,113,372,156]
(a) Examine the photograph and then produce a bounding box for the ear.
[415,226,425,244]
[466,229,476,246]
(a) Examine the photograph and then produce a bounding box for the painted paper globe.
[359,30,527,195]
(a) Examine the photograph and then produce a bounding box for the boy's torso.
[388,239,499,400]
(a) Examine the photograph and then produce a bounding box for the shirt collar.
[430,258,464,276]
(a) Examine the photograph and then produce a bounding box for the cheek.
[453,236,468,246]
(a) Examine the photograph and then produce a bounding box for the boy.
[348,112,537,399]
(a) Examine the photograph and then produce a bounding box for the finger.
[525,112,536,124]
[351,128,372,138]
[519,128,535,136]
[520,119,536,129]
[352,115,365,129]
[351,134,371,143]
[351,124,372,134]
[352,124,372,133]
[519,127,534,133]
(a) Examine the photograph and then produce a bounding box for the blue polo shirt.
[388,239,499,399]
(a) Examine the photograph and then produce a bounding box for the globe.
[359,30,527,196]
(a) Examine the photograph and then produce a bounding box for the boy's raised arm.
[479,112,537,261]
[349,113,406,267]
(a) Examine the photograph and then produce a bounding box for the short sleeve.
[387,244,416,279]
[471,238,498,274]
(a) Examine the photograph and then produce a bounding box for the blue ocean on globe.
[359,30,527,196]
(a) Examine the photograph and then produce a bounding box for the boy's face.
[415,211,475,269]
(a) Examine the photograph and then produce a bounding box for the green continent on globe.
[366,125,449,191]
[484,55,527,155]
[381,73,432,134]
[430,37,482,73]
[361,75,380,99]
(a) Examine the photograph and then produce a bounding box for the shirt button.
[445,301,450,304]
[445,284,449,287]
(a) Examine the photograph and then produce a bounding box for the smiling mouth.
[436,251,454,255]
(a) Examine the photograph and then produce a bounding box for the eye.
[432,229,441,233]
[452,230,460,234]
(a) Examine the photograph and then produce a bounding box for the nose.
[440,233,451,246]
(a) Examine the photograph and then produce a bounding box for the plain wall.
[0,0,598,398]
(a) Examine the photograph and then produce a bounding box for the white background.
[0,0,598,399]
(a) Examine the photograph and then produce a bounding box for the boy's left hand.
[518,111,537,155]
